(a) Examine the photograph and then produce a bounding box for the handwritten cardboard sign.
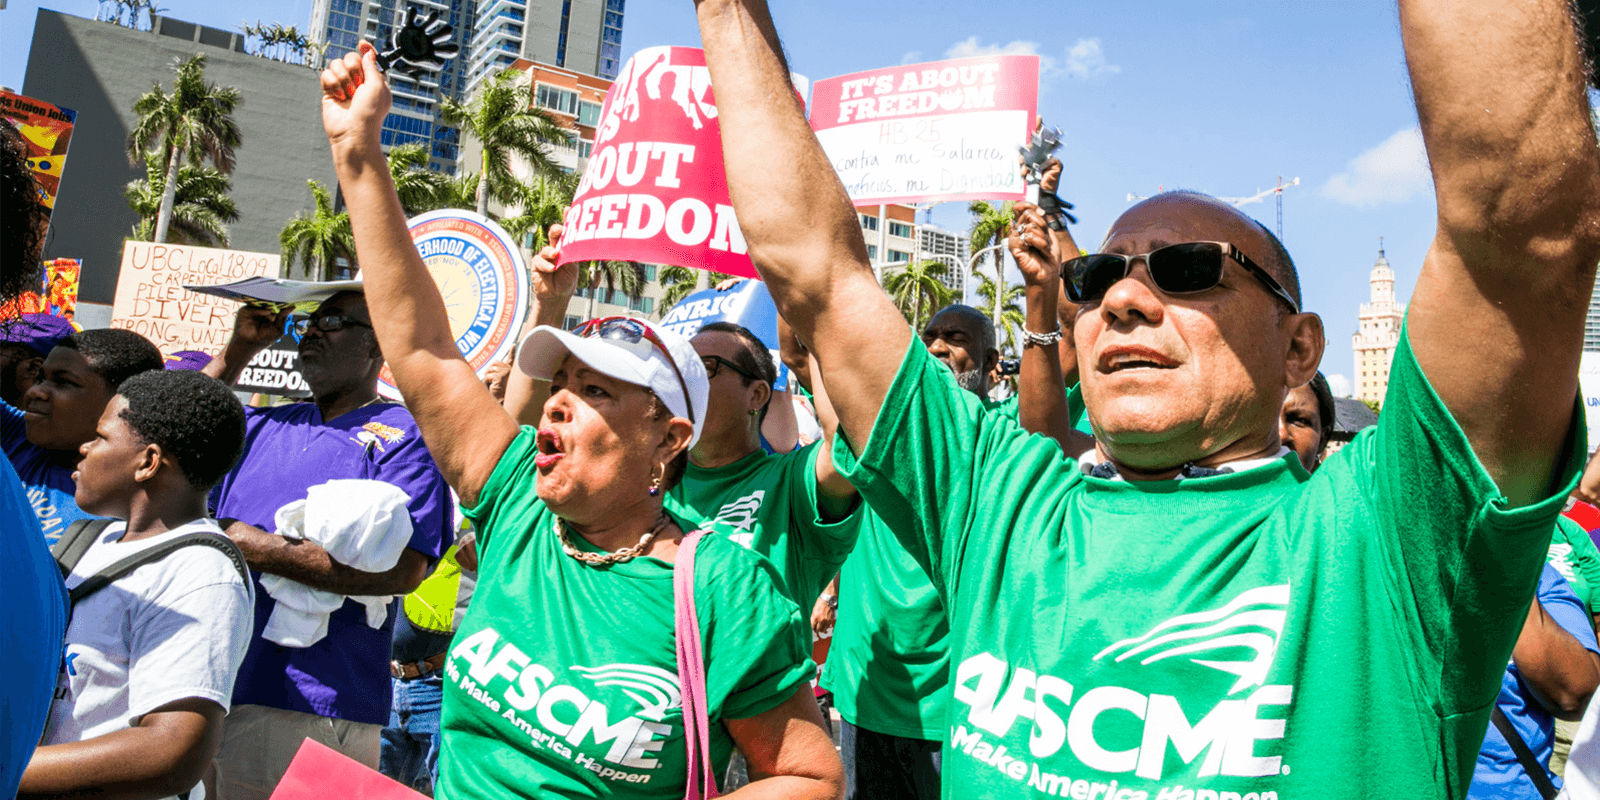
[109,242,279,357]
[557,46,757,279]
[809,55,1038,206]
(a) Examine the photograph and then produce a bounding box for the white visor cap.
[517,318,708,449]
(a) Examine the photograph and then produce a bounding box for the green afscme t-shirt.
[822,507,951,740]
[833,325,1582,799]
[1548,515,1600,616]
[664,442,858,610]
[437,428,815,799]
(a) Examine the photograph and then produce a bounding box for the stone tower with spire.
[1353,239,1406,404]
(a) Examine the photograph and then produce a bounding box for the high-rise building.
[310,0,475,173]
[22,9,340,303]
[918,223,971,294]
[1353,242,1406,404]
[465,0,623,97]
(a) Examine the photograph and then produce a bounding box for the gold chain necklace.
[555,513,671,566]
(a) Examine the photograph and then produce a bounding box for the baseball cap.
[0,313,74,357]
[517,316,708,448]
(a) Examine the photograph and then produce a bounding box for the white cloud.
[945,36,1044,60]
[943,37,1118,82]
[1062,38,1119,80]
[1322,127,1432,207]
[1325,373,1352,398]
[900,51,924,65]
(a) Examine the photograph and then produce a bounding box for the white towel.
[260,479,414,648]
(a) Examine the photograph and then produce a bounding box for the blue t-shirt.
[0,398,96,544]
[1469,564,1600,799]
[0,456,67,796]
[211,401,453,724]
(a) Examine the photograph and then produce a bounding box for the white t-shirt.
[43,518,254,753]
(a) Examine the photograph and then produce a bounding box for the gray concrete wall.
[22,10,338,304]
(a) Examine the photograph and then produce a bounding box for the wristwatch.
[820,593,838,610]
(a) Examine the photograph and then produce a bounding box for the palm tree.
[883,259,958,332]
[580,260,648,319]
[968,199,1015,325]
[499,172,579,250]
[440,70,570,216]
[387,143,451,216]
[659,266,702,310]
[125,155,239,247]
[128,54,242,244]
[280,180,354,281]
[974,272,1025,354]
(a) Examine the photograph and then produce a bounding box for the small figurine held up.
[372,7,459,80]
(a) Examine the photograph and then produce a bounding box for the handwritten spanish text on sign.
[809,55,1038,206]
[109,242,279,357]
[558,47,757,279]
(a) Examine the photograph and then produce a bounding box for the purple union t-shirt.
[211,401,453,724]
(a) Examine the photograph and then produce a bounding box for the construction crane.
[1127,176,1301,239]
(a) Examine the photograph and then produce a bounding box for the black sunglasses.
[289,314,372,341]
[701,354,761,383]
[1064,241,1299,313]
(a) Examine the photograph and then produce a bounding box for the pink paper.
[267,739,427,800]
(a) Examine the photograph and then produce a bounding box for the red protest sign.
[558,47,755,279]
[809,55,1039,207]
[267,739,426,800]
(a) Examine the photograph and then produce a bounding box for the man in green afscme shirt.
[695,0,1599,796]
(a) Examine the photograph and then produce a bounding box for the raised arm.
[696,0,910,453]
[502,225,578,427]
[319,44,518,506]
[1401,0,1600,505]
[1010,191,1091,455]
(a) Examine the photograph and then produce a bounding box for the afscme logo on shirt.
[448,626,676,785]
[711,490,764,548]
[950,585,1293,788]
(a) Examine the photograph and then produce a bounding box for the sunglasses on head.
[573,316,696,423]
[1064,241,1299,313]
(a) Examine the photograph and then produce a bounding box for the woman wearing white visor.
[315,43,844,800]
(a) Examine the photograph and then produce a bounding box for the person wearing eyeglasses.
[201,293,455,798]
[314,43,843,800]
[699,0,1598,797]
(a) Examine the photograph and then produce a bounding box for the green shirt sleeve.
[461,426,541,560]
[831,341,1078,597]
[1330,324,1584,716]
[698,536,816,721]
[784,442,860,604]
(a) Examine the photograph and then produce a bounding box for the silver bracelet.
[820,593,838,609]
[1020,327,1063,348]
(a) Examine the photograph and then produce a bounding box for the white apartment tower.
[466,0,622,95]
[1353,242,1406,404]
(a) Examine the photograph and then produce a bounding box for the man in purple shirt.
[205,294,452,799]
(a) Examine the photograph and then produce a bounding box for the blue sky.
[2,0,1442,391]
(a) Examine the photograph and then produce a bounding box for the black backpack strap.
[68,533,251,607]
[1491,704,1559,800]
[51,518,115,581]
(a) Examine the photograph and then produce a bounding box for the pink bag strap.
[675,529,719,800]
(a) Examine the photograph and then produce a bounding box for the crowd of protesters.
[9,0,1600,798]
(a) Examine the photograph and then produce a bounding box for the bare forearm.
[1017,281,1074,446]
[21,709,216,800]
[203,341,262,387]
[724,777,843,800]
[1403,0,1599,244]
[220,519,426,595]
[1513,599,1600,719]
[696,0,910,449]
[503,299,566,426]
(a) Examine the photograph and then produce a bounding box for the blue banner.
[659,279,790,391]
